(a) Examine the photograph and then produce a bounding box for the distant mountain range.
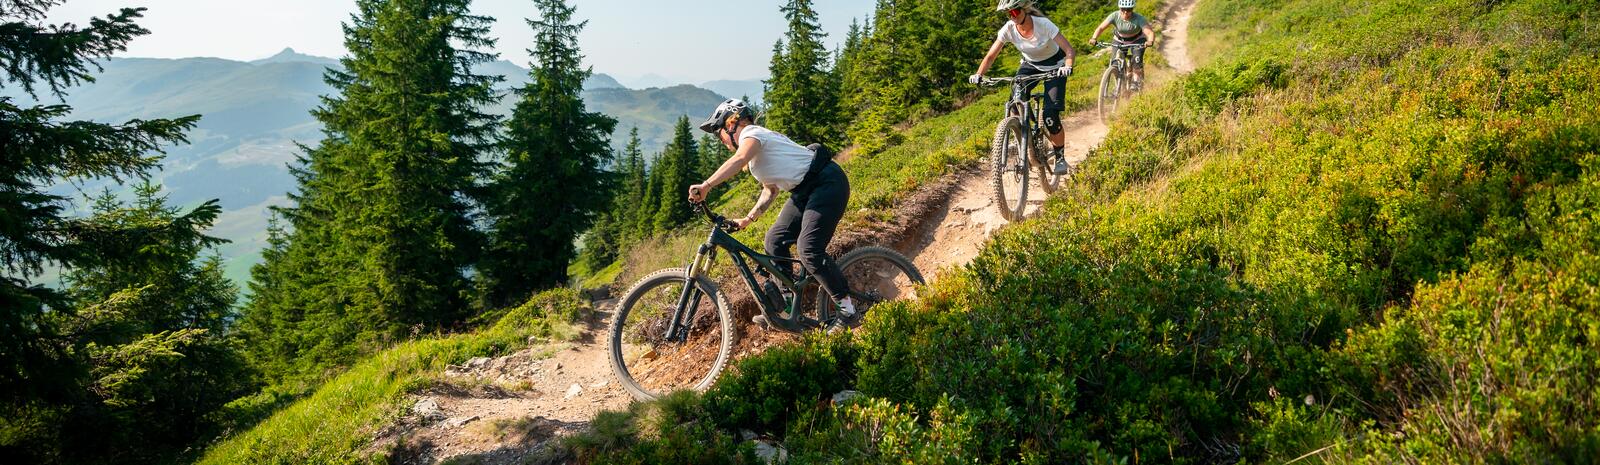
[4,47,763,287]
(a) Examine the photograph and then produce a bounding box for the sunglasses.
[1007,8,1023,16]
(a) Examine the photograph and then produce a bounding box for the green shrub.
[703,333,859,435]
[1182,56,1286,114]
[571,0,1600,463]
[565,391,758,465]
[784,395,985,465]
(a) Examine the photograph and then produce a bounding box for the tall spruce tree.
[765,0,843,147]
[0,3,207,460]
[697,133,729,182]
[635,154,662,237]
[618,127,649,242]
[239,0,501,384]
[651,116,698,233]
[480,0,617,306]
[55,185,251,463]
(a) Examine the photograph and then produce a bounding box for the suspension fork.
[666,241,717,342]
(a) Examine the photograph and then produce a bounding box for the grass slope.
[563,0,1600,463]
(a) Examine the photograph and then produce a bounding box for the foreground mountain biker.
[970,0,1078,176]
[1090,0,1157,90]
[686,99,857,331]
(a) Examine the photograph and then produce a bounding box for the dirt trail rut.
[378,4,1202,463]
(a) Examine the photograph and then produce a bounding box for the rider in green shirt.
[1090,0,1157,88]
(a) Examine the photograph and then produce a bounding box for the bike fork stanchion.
[666,245,711,342]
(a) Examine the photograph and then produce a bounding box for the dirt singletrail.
[1161,0,1202,74]
[375,4,1203,463]
[374,303,633,464]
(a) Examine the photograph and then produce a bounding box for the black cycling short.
[1116,35,1148,67]
[1016,51,1066,135]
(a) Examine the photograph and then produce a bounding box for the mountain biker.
[970,0,1078,176]
[686,99,857,330]
[1089,0,1157,89]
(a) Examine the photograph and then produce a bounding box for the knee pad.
[1044,113,1063,134]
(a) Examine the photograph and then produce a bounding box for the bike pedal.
[752,315,773,330]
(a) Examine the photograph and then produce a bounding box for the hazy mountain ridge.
[7,51,726,286]
[699,79,765,105]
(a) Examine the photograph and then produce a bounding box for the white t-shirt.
[996,16,1063,69]
[739,125,813,192]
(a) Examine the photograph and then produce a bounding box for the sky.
[43,0,877,85]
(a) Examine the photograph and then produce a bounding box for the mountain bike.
[979,71,1070,222]
[1094,41,1148,123]
[608,201,924,401]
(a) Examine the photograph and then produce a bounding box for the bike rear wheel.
[608,268,735,401]
[1033,128,1065,193]
[990,115,1030,222]
[818,246,925,327]
[1098,65,1123,123]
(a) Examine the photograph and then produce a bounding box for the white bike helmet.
[996,0,1033,11]
[698,99,753,134]
[1118,0,1136,8]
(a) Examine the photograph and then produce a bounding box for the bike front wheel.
[1098,65,1123,123]
[818,246,925,327]
[608,268,735,401]
[990,115,1030,222]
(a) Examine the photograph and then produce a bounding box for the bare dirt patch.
[373,304,630,465]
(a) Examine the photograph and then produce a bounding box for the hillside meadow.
[561,0,1600,463]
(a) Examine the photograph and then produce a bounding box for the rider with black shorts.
[687,99,856,331]
[969,0,1078,175]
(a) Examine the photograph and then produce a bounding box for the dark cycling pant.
[1016,57,1066,136]
[1117,35,1148,68]
[765,160,851,301]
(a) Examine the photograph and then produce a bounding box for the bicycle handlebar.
[1093,40,1149,50]
[978,71,1065,88]
[691,201,739,232]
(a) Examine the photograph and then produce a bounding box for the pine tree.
[56,185,252,463]
[239,0,501,383]
[651,116,698,233]
[0,3,203,460]
[618,127,649,242]
[764,0,843,147]
[636,150,662,239]
[480,0,617,306]
[697,133,730,181]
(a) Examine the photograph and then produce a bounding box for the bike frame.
[664,209,822,338]
[1101,42,1145,85]
[992,73,1056,165]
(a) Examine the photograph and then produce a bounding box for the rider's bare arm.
[744,184,780,223]
[975,37,1006,77]
[1051,32,1076,69]
[689,136,761,201]
[1090,20,1112,43]
[1143,25,1157,46]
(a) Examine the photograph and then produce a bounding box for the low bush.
[571,0,1600,463]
